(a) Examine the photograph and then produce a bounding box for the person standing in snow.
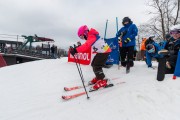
[133,46,137,61]
[116,17,138,71]
[140,38,147,61]
[51,44,55,59]
[69,25,113,92]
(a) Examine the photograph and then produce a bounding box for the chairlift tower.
[20,34,54,50]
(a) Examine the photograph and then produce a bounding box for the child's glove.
[69,46,77,56]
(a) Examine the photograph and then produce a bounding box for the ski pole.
[73,55,90,99]
[72,45,84,82]
[70,47,90,99]
[118,33,123,70]
[73,45,84,82]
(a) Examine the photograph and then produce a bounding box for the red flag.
[68,49,91,65]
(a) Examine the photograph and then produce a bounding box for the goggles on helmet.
[170,30,180,35]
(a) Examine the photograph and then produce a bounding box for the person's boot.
[121,61,127,67]
[88,77,98,85]
[89,78,113,92]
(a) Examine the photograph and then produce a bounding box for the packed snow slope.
[0,57,180,120]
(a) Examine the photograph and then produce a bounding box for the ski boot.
[89,78,114,92]
[88,77,98,85]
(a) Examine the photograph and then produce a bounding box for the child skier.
[69,25,113,92]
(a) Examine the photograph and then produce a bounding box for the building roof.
[0,40,23,44]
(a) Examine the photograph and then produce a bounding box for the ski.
[89,83,114,92]
[64,77,120,91]
[62,81,125,100]
[62,92,86,100]
[64,85,87,91]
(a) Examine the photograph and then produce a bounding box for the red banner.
[68,49,91,65]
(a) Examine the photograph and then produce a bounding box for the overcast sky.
[0,0,151,49]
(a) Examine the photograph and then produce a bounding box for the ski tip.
[64,87,69,91]
[62,96,65,99]
[62,96,69,100]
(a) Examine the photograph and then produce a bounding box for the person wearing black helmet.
[116,17,138,73]
[165,33,174,42]
[145,35,155,47]
[145,43,163,68]
[159,33,174,50]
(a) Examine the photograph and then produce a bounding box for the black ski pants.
[120,46,134,67]
[91,53,110,80]
[165,55,177,74]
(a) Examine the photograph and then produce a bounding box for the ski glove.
[124,38,131,44]
[69,46,77,56]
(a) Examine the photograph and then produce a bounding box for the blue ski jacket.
[146,42,164,67]
[116,23,138,47]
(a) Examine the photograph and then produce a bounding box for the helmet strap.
[83,30,89,40]
[84,35,87,40]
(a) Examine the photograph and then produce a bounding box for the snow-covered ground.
[0,57,180,120]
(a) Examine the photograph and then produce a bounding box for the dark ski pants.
[140,50,146,60]
[133,50,137,61]
[91,53,110,80]
[120,46,134,67]
[167,55,177,68]
[165,55,177,74]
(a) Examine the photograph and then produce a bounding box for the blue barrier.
[174,50,180,77]
[105,37,119,65]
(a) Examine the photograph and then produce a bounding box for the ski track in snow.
[0,58,180,120]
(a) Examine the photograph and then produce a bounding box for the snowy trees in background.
[138,0,180,41]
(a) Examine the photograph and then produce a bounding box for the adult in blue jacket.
[146,43,163,68]
[116,17,138,71]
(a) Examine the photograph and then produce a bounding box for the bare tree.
[138,23,163,46]
[144,0,180,40]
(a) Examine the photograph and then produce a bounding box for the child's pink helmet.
[77,25,89,37]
